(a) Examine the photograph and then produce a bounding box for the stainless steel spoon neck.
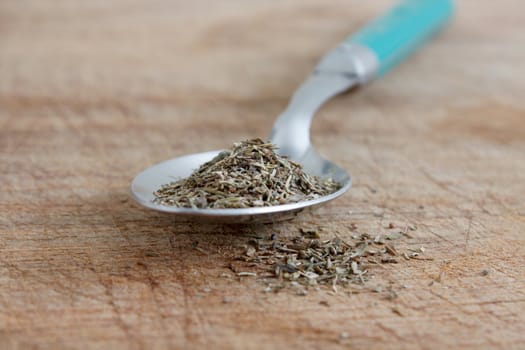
[269,44,378,159]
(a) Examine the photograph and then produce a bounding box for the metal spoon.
[131,0,453,223]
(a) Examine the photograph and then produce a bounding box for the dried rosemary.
[153,138,341,209]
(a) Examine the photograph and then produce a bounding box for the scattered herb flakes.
[153,138,341,209]
[391,307,404,316]
[299,227,320,239]
[230,226,428,294]
[237,272,257,277]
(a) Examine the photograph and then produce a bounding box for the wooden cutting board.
[1,1,524,349]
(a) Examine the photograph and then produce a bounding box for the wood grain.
[1,0,525,349]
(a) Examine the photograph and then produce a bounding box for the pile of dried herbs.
[230,225,427,295]
[154,138,341,209]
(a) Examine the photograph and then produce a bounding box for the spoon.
[131,0,453,223]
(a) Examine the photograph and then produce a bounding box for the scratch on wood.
[420,168,471,202]
[100,278,143,349]
[375,321,404,341]
[465,214,473,252]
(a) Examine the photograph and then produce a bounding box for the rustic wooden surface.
[1,0,525,349]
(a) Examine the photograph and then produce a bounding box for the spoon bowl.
[131,148,351,223]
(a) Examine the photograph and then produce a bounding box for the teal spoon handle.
[271,0,454,157]
[347,0,454,76]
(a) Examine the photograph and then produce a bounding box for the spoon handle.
[346,0,454,78]
[271,0,453,157]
